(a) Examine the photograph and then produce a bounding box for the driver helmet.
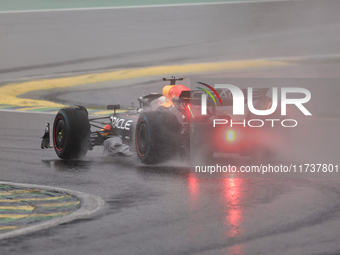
[161,85,189,107]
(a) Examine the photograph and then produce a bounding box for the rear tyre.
[136,111,181,164]
[53,106,90,160]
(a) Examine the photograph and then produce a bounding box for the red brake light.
[227,130,235,141]
[187,104,194,118]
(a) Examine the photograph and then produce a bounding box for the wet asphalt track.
[0,111,340,255]
[1,1,340,254]
[1,0,340,82]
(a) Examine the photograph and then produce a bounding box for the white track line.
[0,181,105,240]
[0,0,303,14]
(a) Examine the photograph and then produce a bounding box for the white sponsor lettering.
[111,117,133,130]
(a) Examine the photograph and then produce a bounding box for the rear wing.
[175,88,269,106]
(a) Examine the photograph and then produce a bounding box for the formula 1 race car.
[41,77,286,164]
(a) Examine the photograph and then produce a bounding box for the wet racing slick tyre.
[136,111,181,165]
[74,105,88,116]
[53,106,90,160]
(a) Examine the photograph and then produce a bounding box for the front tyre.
[53,107,90,159]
